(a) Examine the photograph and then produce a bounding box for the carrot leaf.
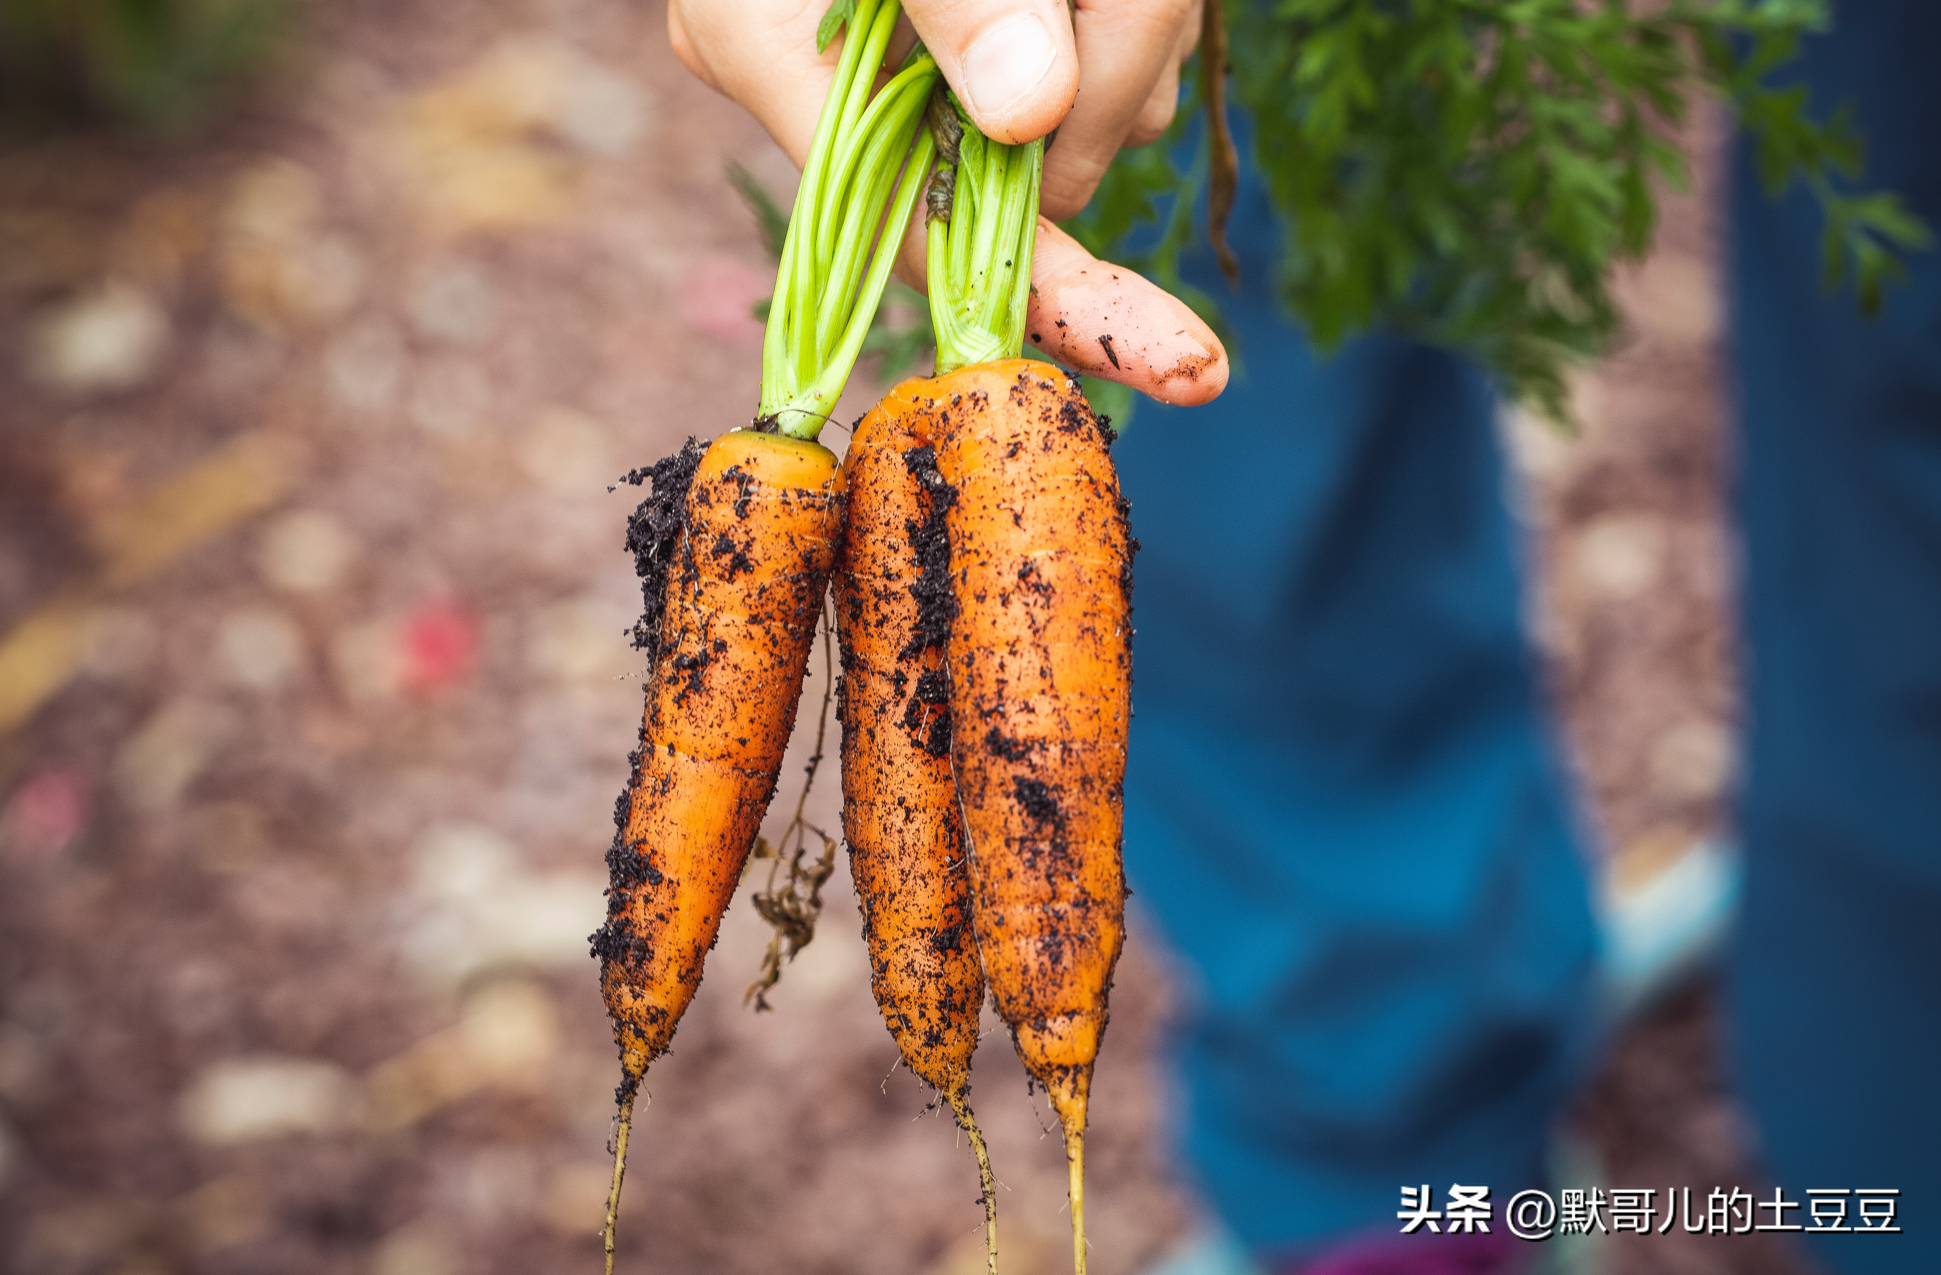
[1067,0,1930,424]
[816,0,857,54]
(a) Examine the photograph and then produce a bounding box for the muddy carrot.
[590,3,939,1268]
[937,358,1130,1275]
[915,97,1135,1275]
[835,380,1000,1273]
[593,430,844,1266]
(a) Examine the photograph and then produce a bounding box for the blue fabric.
[1727,4,1941,1272]
[1112,132,1601,1252]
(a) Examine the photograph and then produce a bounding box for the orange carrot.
[590,2,939,1265]
[937,361,1131,1275]
[835,381,999,1272]
[917,91,1133,1275]
[593,429,844,1266]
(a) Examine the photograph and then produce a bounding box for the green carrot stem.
[817,64,937,362]
[794,126,937,417]
[924,93,1040,375]
[758,0,940,437]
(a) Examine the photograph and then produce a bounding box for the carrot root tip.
[947,1091,1000,1275]
[603,1087,638,1275]
[1068,1128,1087,1275]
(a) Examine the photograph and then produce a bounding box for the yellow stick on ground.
[0,431,298,735]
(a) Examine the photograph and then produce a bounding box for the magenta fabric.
[1278,1228,1524,1275]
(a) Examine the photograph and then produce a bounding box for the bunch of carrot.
[594,6,1133,1274]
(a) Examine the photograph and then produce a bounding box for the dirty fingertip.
[1028,222,1229,406]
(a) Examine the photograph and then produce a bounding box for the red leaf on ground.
[3,766,91,859]
[399,600,480,694]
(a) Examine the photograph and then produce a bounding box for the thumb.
[904,0,1079,144]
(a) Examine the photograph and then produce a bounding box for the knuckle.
[1158,0,1196,29]
[1100,0,1193,37]
[1041,157,1108,221]
[1126,88,1178,146]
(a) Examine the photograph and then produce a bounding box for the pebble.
[400,823,604,985]
[553,64,648,157]
[223,158,321,244]
[177,1056,359,1144]
[517,407,613,493]
[409,263,497,345]
[410,822,519,898]
[1649,716,1735,802]
[25,281,169,394]
[439,1148,540,1225]
[371,1224,457,1275]
[259,509,358,594]
[176,1175,268,1255]
[1624,251,1721,346]
[78,607,157,680]
[363,979,560,1131]
[525,594,633,683]
[407,356,493,435]
[539,1162,615,1238]
[1572,513,1666,602]
[1499,405,1581,489]
[456,979,559,1083]
[324,317,407,411]
[215,606,305,692]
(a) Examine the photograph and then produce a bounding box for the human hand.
[670,0,1226,405]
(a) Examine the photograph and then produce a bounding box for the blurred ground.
[0,3,1820,1274]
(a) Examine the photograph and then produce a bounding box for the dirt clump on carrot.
[616,437,706,666]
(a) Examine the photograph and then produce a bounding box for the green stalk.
[925,96,1042,375]
[758,0,939,438]
[817,64,936,362]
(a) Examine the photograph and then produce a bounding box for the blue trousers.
[1728,6,1941,1273]
[1114,168,1601,1251]
[1114,5,1940,1267]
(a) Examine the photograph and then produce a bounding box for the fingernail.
[962,12,1058,124]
